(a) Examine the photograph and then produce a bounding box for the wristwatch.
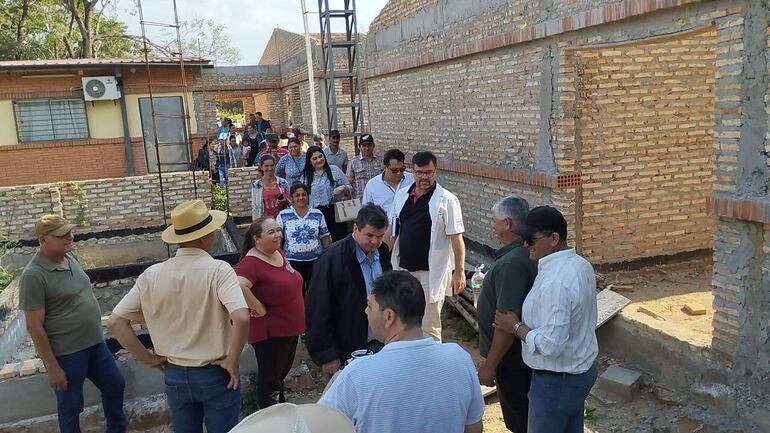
[513,321,524,336]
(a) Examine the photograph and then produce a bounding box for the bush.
[0,267,11,295]
[212,185,229,213]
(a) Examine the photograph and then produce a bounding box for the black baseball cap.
[293,127,309,136]
[265,133,279,143]
[514,205,568,241]
[330,129,341,138]
[360,134,374,145]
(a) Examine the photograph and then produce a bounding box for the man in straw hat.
[230,402,355,433]
[108,199,250,433]
[20,214,127,433]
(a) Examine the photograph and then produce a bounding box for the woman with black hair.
[276,183,332,297]
[301,145,352,241]
[235,217,304,408]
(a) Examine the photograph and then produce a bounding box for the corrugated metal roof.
[0,57,212,71]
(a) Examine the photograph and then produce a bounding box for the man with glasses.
[388,151,466,342]
[324,129,349,173]
[493,205,598,433]
[362,148,415,211]
[20,215,126,433]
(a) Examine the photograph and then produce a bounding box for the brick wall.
[259,29,308,65]
[0,171,211,240]
[223,166,262,218]
[369,0,440,32]
[567,28,717,262]
[367,45,543,168]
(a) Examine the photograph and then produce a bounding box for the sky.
[112,0,390,65]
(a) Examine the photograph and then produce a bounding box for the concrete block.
[19,359,38,376]
[0,363,17,380]
[597,365,642,400]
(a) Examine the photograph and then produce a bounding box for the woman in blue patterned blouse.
[301,145,352,242]
[275,138,306,185]
[276,183,332,297]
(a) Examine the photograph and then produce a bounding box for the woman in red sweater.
[235,217,305,408]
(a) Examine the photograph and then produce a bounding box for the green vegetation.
[584,405,597,421]
[240,373,260,418]
[212,184,230,213]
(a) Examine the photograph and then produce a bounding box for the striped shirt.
[347,156,381,200]
[521,248,598,374]
[319,338,485,433]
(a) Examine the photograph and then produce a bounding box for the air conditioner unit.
[82,76,121,101]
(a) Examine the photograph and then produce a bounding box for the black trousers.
[317,204,349,242]
[496,365,532,433]
[290,259,315,298]
[251,336,299,409]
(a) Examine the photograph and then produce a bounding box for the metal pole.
[301,0,319,134]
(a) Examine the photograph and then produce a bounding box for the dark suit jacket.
[305,235,392,365]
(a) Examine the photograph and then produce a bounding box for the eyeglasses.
[414,170,436,178]
[386,167,406,174]
[525,231,553,246]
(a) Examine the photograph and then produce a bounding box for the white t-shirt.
[319,338,484,433]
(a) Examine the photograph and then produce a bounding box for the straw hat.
[161,199,227,244]
[230,403,355,433]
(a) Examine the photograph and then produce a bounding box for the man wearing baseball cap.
[323,129,349,173]
[20,215,127,433]
[108,200,250,433]
[493,205,598,433]
[347,134,380,201]
[293,127,310,152]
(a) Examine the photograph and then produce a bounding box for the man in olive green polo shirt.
[20,215,126,433]
[476,196,537,433]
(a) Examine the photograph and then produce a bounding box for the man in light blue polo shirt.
[319,271,484,433]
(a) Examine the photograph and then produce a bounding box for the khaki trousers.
[410,270,444,343]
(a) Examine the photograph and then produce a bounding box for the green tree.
[0,0,141,60]
[160,18,241,65]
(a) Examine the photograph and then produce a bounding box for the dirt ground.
[598,255,714,348]
[133,256,730,433]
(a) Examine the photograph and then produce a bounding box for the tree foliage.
[158,18,241,66]
[0,0,143,60]
[0,1,240,64]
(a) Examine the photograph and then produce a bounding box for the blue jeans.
[218,165,230,186]
[55,342,126,433]
[527,363,598,433]
[164,364,240,433]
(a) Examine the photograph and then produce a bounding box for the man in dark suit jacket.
[306,204,392,375]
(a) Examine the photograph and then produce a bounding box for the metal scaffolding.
[317,0,365,153]
[136,0,201,256]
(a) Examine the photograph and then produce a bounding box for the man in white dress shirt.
[494,205,598,433]
[362,148,414,212]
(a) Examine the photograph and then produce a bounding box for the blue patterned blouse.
[276,207,330,261]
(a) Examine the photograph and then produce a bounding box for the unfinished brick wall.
[367,46,543,168]
[568,29,717,262]
[0,171,211,240]
[369,0,439,32]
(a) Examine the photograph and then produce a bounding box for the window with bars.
[13,99,89,142]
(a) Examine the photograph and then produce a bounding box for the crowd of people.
[18,125,599,433]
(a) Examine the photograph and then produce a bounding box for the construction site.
[0,0,769,431]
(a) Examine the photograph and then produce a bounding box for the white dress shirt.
[521,248,598,374]
[362,171,415,212]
